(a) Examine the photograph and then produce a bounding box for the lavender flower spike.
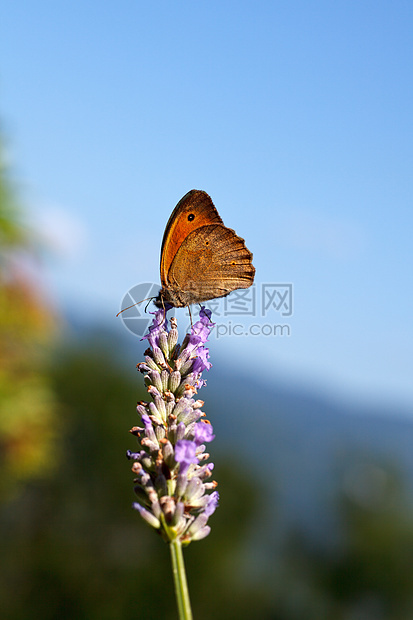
[128,306,219,545]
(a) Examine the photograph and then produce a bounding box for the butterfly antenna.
[188,305,193,327]
[116,297,155,317]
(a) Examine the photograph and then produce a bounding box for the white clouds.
[31,206,88,260]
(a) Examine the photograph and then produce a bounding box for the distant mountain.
[205,358,413,539]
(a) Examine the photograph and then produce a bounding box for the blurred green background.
[1,3,413,619]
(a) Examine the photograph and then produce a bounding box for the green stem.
[169,539,193,620]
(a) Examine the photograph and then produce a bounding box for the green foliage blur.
[0,135,59,498]
[2,132,413,619]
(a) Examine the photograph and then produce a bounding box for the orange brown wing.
[165,224,255,305]
[160,190,223,286]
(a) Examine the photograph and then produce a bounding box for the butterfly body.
[154,190,255,309]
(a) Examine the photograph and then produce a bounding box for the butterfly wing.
[165,224,255,306]
[160,190,223,287]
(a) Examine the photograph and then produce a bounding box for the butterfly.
[154,190,255,309]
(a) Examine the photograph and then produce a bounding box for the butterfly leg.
[144,298,154,313]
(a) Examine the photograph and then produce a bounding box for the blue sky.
[1,2,412,409]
